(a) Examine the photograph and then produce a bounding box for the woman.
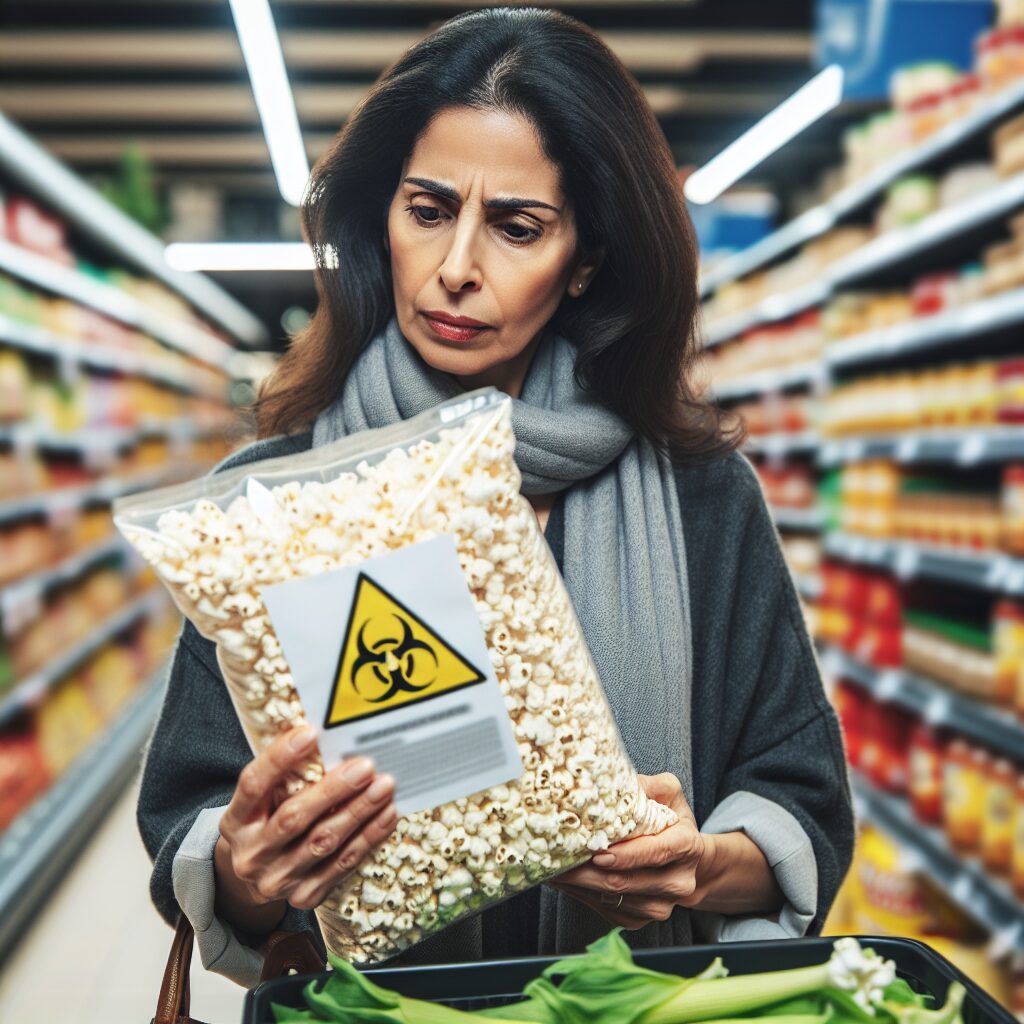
[137,6,854,987]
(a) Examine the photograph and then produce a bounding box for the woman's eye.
[403,204,541,246]
[406,204,443,225]
[501,223,542,246]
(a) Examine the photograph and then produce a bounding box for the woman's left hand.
[549,772,713,930]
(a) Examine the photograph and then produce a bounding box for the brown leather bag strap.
[152,916,325,1024]
[260,930,326,980]
[152,914,199,1024]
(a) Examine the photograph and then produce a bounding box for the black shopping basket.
[242,934,1016,1024]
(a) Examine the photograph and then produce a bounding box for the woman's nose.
[438,220,483,292]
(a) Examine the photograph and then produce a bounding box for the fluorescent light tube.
[166,242,317,271]
[229,0,310,207]
[685,64,844,205]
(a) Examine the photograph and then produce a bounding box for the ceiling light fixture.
[165,242,319,272]
[684,64,844,205]
[228,0,310,207]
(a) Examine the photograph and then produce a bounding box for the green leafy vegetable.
[270,931,967,1024]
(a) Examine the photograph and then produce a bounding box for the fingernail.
[342,757,373,786]
[288,726,316,752]
[592,853,615,868]
[366,774,394,802]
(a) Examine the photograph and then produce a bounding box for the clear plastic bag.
[114,388,677,964]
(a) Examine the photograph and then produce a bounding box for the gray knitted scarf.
[312,311,694,957]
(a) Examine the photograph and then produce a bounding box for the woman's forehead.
[404,107,564,203]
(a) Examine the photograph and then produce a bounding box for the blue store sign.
[817,0,995,100]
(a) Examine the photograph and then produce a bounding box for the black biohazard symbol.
[326,571,487,728]
[351,614,439,702]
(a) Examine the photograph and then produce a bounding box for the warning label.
[327,573,486,726]
[259,533,523,815]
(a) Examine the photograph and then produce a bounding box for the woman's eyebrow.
[403,176,561,213]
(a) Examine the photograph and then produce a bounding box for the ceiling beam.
[0,29,811,74]
[0,82,777,125]
[38,133,336,166]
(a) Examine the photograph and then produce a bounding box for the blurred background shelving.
[0,96,262,970]
[698,0,1024,1009]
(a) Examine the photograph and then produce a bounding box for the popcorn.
[115,390,677,966]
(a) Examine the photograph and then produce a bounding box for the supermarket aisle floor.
[0,779,245,1024]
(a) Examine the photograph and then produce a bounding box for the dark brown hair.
[256,5,742,462]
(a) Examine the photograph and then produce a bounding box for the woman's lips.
[422,313,490,342]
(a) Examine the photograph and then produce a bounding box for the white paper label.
[261,534,523,816]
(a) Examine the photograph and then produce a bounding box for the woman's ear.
[571,245,606,295]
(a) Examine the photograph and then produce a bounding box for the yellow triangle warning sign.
[325,572,487,727]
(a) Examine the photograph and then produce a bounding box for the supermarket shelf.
[0,588,167,726]
[714,361,825,402]
[771,506,824,532]
[703,170,1024,348]
[835,171,1024,287]
[0,312,224,398]
[827,287,1024,371]
[0,535,125,634]
[744,431,821,459]
[852,772,1024,956]
[0,462,206,527]
[704,280,829,348]
[818,427,1024,467]
[700,78,1024,297]
[0,420,211,458]
[0,111,266,348]
[0,663,169,961]
[0,237,238,371]
[823,531,1024,595]
[821,643,1024,763]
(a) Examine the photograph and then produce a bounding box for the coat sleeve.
[135,432,322,986]
[135,619,323,986]
[682,452,854,941]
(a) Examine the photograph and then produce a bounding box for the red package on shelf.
[5,197,73,266]
[0,731,51,831]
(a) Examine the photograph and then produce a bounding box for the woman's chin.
[411,341,496,381]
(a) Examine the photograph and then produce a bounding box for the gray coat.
[136,430,854,981]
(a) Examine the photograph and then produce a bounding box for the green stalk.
[640,965,832,1024]
[687,1015,833,1024]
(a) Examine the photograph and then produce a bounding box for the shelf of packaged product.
[771,506,824,532]
[743,432,821,459]
[818,427,1024,467]
[0,238,239,372]
[0,661,169,960]
[713,361,826,403]
[827,286,1024,371]
[0,312,226,399]
[0,462,208,528]
[0,535,126,634]
[821,643,1024,764]
[0,111,266,349]
[703,169,1024,349]
[0,587,168,727]
[851,771,1024,958]
[824,531,1024,596]
[0,420,214,460]
[704,281,829,349]
[699,78,1024,299]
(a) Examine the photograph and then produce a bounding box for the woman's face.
[385,106,600,398]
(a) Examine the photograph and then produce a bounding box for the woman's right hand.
[214,724,398,932]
